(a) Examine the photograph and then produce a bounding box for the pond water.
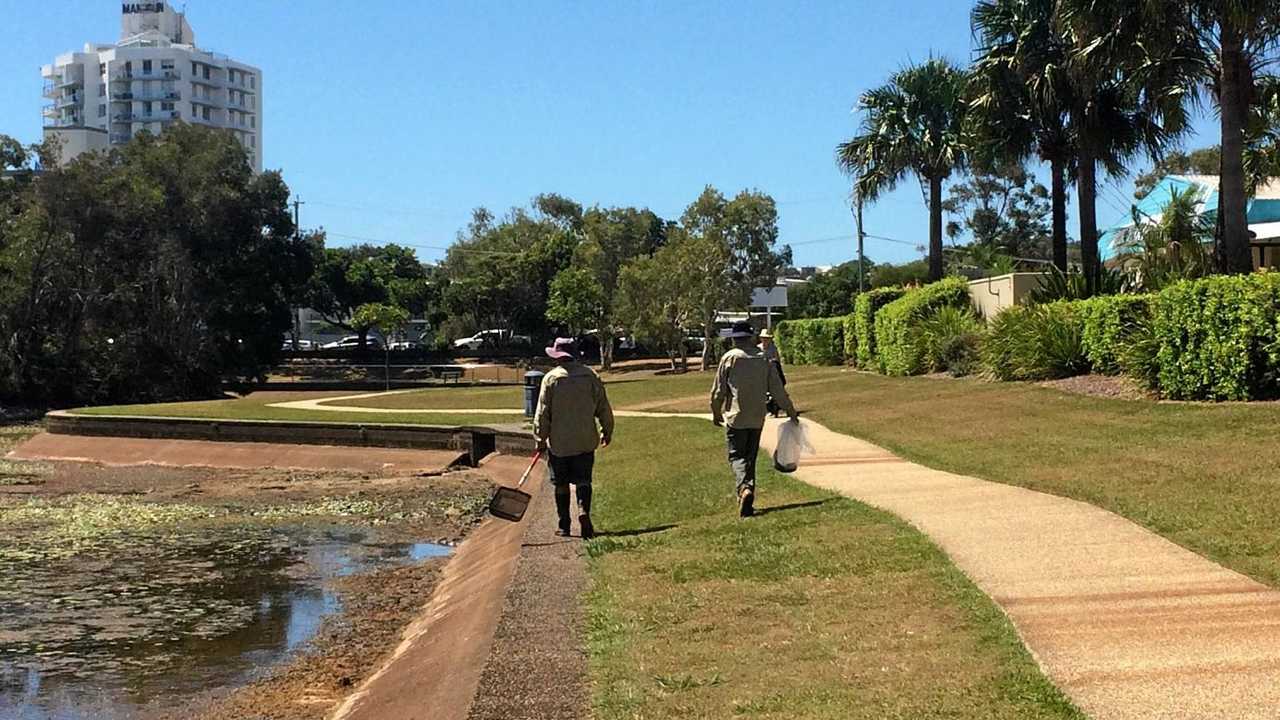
[0,525,451,720]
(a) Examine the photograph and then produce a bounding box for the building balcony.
[191,76,222,88]
[190,95,223,107]
[115,110,180,123]
[45,116,83,128]
[113,90,181,102]
[112,69,181,82]
[54,75,83,88]
[54,94,82,108]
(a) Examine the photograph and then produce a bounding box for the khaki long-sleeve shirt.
[532,362,615,457]
[710,346,795,429]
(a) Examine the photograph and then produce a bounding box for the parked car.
[321,335,382,350]
[387,339,420,351]
[280,339,316,350]
[452,329,531,351]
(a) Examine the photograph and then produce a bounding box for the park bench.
[431,365,466,383]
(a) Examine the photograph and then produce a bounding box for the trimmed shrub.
[920,305,984,376]
[774,321,798,365]
[774,317,845,365]
[982,302,1088,381]
[852,287,906,369]
[842,312,859,363]
[1119,313,1161,390]
[874,278,971,375]
[1151,273,1280,400]
[1077,295,1153,375]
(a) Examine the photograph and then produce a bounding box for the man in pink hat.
[532,337,614,538]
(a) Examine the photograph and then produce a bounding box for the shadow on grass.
[595,523,678,538]
[754,498,835,516]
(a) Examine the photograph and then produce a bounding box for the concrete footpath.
[761,418,1280,720]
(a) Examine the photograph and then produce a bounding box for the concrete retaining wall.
[46,411,535,466]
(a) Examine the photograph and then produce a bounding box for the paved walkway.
[268,393,710,420]
[759,417,1280,720]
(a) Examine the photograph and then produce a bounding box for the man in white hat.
[758,327,786,416]
[710,321,797,517]
[533,337,614,538]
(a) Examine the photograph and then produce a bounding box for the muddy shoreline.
[0,433,492,720]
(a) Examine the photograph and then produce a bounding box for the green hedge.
[874,278,971,375]
[775,317,846,365]
[1076,294,1153,375]
[842,313,859,363]
[1151,273,1280,400]
[852,287,907,369]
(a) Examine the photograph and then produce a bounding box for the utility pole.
[291,197,305,238]
[289,196,305,352]
[854,194,866,293]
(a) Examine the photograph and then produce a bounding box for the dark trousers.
[548,452,594,527]
[726,427,763,494]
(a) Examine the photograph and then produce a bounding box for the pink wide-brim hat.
[545,337,577,360]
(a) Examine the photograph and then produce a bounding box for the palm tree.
[971,0,1076,272]
[837,58,969,282]
[1061,0,1280,275]
[1050,4,1191,293]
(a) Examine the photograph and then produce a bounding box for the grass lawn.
[751,369,1280,590]
[587,417,1080,719]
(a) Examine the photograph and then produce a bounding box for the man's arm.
[709,354,731,425]
[767,361,798,420]
[532,375,554,447]
[595,376,615,446]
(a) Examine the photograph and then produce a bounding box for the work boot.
[554,485,572,537]
[738,487,755,518]
[576,485,595,539]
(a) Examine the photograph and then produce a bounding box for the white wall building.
[42,2,262,171]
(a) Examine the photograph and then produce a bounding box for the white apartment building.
[41,2,262,172]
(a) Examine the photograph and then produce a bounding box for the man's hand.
[600,434,611,448]
[712,416,724,427]
[536,438,548,452]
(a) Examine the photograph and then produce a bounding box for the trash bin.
[523,371,545,417]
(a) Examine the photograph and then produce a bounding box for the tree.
[970,0,1077,271]
[352,302,410,391]
[1114,186,1214,290]
[786,261,870,318]
[546,267,606,338]
[675,187,790,370]
[0,125,313,405]
[943,159,1054,261]
[1060,0,1276,275]
[837,58,970,282]
[571,206,666,369]
[1133,146,1222,199]
[306,243,431,351]
[615,249,695,371]
[439,198,580,341]
[870,260,931,288]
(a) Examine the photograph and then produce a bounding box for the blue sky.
[1,1,1218,266]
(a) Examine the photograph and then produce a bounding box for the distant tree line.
[0,126,793,405]
[0,127,313,407]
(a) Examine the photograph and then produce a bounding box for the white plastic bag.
[773,419,815,473]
